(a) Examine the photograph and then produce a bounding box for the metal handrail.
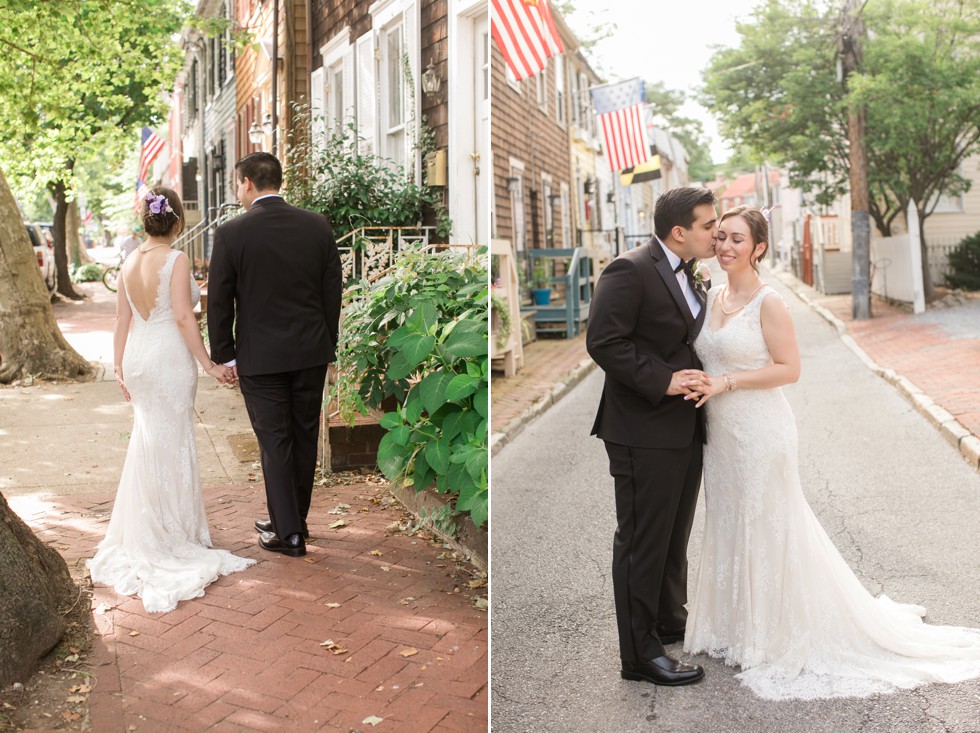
[173,203,242,279]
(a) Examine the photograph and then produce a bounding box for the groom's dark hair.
[236,152,282,191]
[654,187,717,240]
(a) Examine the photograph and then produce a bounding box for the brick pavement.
[15,480,487,732]
[489,334,591,435]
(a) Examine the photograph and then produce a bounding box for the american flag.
[137,127,165,184]
[491,0,564,82]
[591,79,650,173]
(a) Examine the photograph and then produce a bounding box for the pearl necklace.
[719,282,766,315]
[138,241,171,254]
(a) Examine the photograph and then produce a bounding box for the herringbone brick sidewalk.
[21,480,487,732]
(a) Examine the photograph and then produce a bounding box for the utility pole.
[840,0,871,319]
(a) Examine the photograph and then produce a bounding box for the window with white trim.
[536,61,547,111]
[371,0,419,174]
[555,56,565,127]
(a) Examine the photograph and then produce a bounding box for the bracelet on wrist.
[724,373,737,392]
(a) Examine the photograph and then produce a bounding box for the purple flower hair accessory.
[146,193,174,215]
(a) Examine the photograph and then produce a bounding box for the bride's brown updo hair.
[140,186,185,238]
[720,205,769,271]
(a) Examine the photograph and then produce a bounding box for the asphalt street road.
[490,275,980,733]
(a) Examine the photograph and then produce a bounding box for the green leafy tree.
[702,0,980,299]
[0,0,188,300]
[643,81,716,182]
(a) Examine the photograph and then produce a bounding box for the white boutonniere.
[693,261,711,288]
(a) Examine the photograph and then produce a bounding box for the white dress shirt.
[656,236,701,318]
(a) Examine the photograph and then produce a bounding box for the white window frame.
[536,60,547,112]
[555,55,566,128]
[320,27,354,137]
[509,159,526,257]
[560,182,571,248]
[541,172,554,246]
[370,0,420,177]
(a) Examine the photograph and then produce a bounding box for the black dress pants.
[604,430,703,662]
[239,363,329,540]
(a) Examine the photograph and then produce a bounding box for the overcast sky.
[561,0,763,163]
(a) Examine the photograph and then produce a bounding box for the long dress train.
[88,250,254,613]
[687,284,980,700]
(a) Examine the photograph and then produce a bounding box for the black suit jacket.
[207,197,343,376]
[586,238,707,449]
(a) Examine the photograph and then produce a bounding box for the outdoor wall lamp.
[606,192,616,204]
[421,59,442,97]
[262,113,273,133]
[583,176,596,195]
[248,122,263,146]
[505,176,520,192]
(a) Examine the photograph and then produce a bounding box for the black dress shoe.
[658,630,685,645]
[255,518,309,539]
[621,655,704,686]
[258,531,306,557]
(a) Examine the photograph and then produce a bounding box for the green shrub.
[282,106,450,240]
[945,231,980,291]
[71,263,104,282]
[333,245,488,527]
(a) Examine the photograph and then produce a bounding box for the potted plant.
[531,258,552,306]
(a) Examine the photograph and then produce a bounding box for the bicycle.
[102,254,122,292]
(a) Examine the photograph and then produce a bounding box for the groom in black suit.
[587,186,718,685]
[208,152,343,558]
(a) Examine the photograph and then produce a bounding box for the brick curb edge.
[770,268,980,472]
[490,356,596,457]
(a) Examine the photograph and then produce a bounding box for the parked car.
[25,222,57,294]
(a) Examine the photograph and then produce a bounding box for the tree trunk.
[66,200,93,267]
[919,211,935,301]
[0,167,92,384]
[0,490,76,687]
[50,178,84,300]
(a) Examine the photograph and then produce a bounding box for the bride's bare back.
[123,246,172,320]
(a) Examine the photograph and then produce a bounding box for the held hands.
[113,366,131,402]
[205,362,236,385]
[682,373,722,407]
[668,369,709,397]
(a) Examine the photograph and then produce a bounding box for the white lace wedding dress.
[686,284,980,700]
[88,250,255,613]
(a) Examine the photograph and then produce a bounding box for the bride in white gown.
[88,187,255,614]
[680,204,980,700]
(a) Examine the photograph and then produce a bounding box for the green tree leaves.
[701,0,980,241]
[335,246,489,527]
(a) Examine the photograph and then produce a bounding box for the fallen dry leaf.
[370,550,383,556]
[380,566,391,572]
[318,639,349,655]
[399,647,419,658]
[398,597,414,605]
[328,519,348,529]
[362,716,384,727]
[66,695,86,704]
[324,602,341,608]
[129,631,140,636]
